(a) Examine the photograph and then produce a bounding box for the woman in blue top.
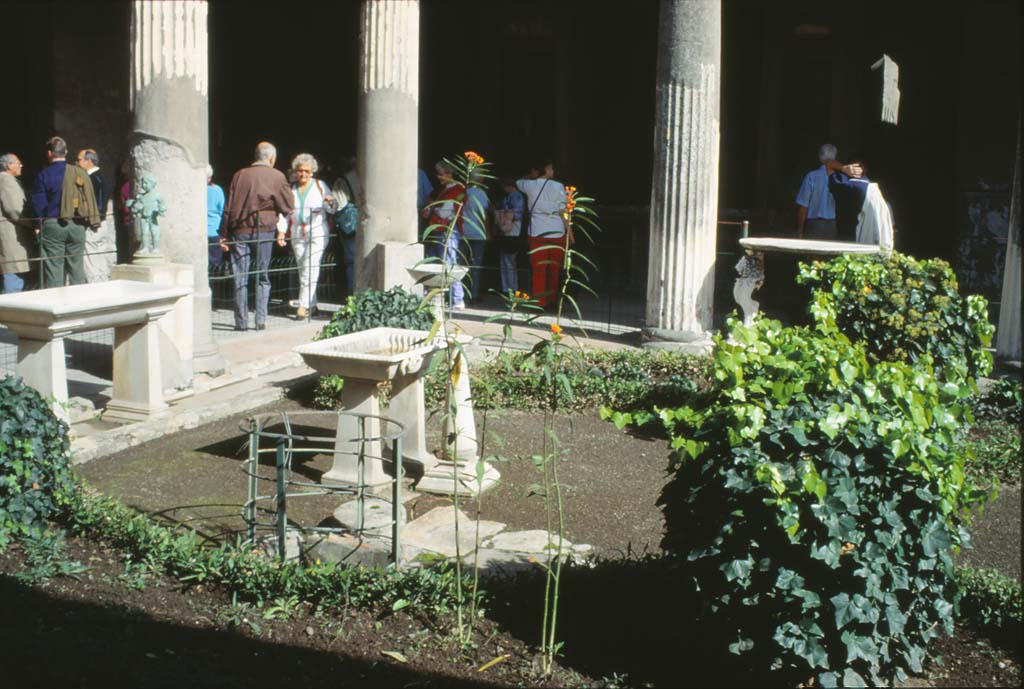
[494,177,525,295]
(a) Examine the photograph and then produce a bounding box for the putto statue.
[125,174,167,256]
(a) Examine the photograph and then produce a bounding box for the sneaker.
[452,302,466,311]
[296,307,308,319]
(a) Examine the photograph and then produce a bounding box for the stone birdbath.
[407,263,500,497]
[294,328,444,486]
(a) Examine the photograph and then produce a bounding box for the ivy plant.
[656,317,991,687]
[797,252,994,384]
[0,375,75,541]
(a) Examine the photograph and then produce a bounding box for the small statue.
[125,174,166,255]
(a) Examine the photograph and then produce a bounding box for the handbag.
[334,176,358,236]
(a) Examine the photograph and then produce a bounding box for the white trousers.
[292,227,326,309]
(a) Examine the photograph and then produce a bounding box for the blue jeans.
[231,232,274,329]
[463,238,487,302]
[341,235,356,296]
[2,272,26,293]
[424,233,464,306]
[208,237,226,268]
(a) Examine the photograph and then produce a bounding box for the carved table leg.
[733,251,765,328]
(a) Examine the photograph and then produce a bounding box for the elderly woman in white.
[277,153,335,319]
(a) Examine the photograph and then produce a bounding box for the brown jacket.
[60,163,101,227]
[223,162,294,236]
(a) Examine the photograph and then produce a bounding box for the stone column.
[996,114,1021,364]
[356,0,423,294]
[644,0,721,351]
[127,0,223,377]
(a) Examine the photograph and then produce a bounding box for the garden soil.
[3,386,1020,688]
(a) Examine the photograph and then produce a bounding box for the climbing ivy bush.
[657,318,990,687]
[312,286,435,409]
[797,252,994,383]
[0,376,76,540]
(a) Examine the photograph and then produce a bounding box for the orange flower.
[463,150,484,165]
[550,323,562,335]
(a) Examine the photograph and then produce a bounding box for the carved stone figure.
[125,174,166,255]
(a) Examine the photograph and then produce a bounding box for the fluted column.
[644,0,721,348]
[128,0,223,376]
[356,0,423,293]
[996,114,1021,364]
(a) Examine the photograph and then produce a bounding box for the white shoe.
[452,302,466,311]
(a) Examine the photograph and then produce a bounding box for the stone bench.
[0,280,191,424]
[733,237,882,326]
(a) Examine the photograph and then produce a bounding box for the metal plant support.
[240,409,404,566]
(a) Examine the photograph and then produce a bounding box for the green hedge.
[428,348,713,415]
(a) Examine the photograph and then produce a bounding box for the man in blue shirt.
[32,136,95,287]
[206,164,226,268]
[795,144,862,240]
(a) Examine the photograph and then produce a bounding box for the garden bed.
[2,384,1015,688]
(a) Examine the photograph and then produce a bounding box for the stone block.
[305,532,392,569]
[401,506,505,558]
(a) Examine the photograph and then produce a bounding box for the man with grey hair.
[795,143,862,240]
[0,153,33,293]
[221,141,293,331]
[76,148,117,282]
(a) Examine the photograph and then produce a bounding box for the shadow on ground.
[0,575,506,689]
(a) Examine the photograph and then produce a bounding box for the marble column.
[996,114,1021,364]
[644,0,721,350]
[356,0,423,294]
[128,0,224,376]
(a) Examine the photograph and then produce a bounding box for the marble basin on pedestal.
[293,328,445,486]
[294,328,440,382]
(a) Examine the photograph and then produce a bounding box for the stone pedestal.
[326,382,386,486]
[356,0,423,293]
[111,262,194,395]
[129,0,223,376]
[104,315,168,422]
[16,335,72,422]
[643,0,721,349]
[416,333,500,498]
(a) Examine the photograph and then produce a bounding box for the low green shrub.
[963,420,1022,486]
[66,487,476,616]
[312,286,435,410]
[656,317,989,686]
[970,376,1023,424]
[425,348,712,415]
[797,252,994,382]
[955,566,1023,633]
[0,376,76,539]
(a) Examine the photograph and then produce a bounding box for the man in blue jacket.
[32,136,95,287]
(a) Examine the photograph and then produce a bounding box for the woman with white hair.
[206,164,226,267]
[277,153,335,319]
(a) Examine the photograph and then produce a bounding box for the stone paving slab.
[400,506,506,558]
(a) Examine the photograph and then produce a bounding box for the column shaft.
[645,0,721,342]
[129,0,223,375]
[996,114,1021,363]
[356,0,423,293]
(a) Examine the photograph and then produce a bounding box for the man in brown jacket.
[220,141,294,331]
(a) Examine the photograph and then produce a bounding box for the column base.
[415,461,500,497]
[641,328,714,354]
[103,398,169,423]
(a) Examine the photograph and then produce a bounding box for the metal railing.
[241,410,405,565]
